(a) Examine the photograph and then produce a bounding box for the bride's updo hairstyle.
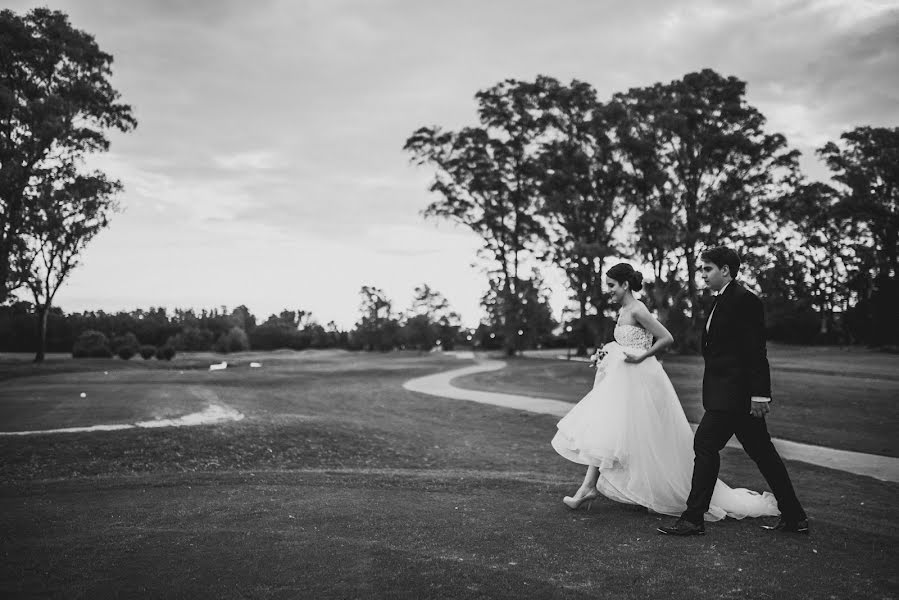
[606,262,644,292]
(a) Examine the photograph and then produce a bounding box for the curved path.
[404,358,899,484]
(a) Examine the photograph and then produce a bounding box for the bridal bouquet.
[589,348,608,368]
[589,342,639,375]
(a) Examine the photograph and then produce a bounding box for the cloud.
[213,151,285,171]
[621,0,899,178]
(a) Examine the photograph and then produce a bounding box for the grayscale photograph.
[1,1,897,598]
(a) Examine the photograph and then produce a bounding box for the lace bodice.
[614,323,653,351]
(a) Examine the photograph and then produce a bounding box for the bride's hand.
[623,353,645,364]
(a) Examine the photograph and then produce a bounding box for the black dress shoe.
[657,518,705,536]
[762,517,809,534]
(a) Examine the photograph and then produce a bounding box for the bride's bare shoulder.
[632,301,652,316]
[619,301,649,325]
[630,302,659,327]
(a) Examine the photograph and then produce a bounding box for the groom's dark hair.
[701,247,741,277]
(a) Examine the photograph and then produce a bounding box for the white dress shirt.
[705,281,730,332]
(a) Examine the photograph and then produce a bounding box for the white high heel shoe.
[562,489,600,510]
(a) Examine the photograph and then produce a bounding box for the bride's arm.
[627,304,675,362]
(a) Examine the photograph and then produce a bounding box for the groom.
[658,247,808,536]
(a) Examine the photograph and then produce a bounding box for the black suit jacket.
[701,281,772,412]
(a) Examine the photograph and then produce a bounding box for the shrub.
[155,344,176,361]
[139,344,156,359]
[112,332,140,360]
[214,326,251,353]
[72,330,112,358]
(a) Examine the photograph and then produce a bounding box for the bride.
[550,262,779,523]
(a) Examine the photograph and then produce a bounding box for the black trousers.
[682,409,806,524]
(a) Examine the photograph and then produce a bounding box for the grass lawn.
[1,350,897,598]
[455,344,899,457]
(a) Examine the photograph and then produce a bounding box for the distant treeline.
[0,283,566,357]
[3,278,893,360]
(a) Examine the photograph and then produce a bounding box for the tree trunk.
[576,295,589,357]
[510,242,521,356]
[684,183,699,336]
[681,243,702,353]
[502,274,518,357]
[818,284,831,336]
[650,281,670,325]
[33,303,49,363]
[887,228,898,279]
[0,228,19,305]
[0,250,9,304]
[685,245,698,324]
[818,311,829,335]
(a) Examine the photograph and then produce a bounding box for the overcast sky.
[7,0,898,328]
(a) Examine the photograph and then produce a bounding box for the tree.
[404,79,545,355]
[403,284,461,351]
[480,268,556,350]
[266,309,308,329]
[402,314,439,352]
[818,126,899,344]
[755,245,820,344]
[230,305,256,332]
[325,320,346,348]
[112,331,139,359]
[616,69,799,349]
[406,284,457,322]
[529,77,633,355]
[72,329,111,358]
[772,182,860,340]
[247,308,316,350]
[24,166,122,361]
[214,326,250,354]
[353,286,401,351]
[171,326,215,351]
[818,126,899,279]
[0,8,136,302]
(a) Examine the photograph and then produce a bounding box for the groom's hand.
[750,400,770,418]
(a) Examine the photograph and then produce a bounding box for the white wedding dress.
[551,322,780,521]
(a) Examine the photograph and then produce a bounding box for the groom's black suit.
[681,281,806,524]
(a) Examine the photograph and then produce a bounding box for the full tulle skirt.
[551,342,779,522]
